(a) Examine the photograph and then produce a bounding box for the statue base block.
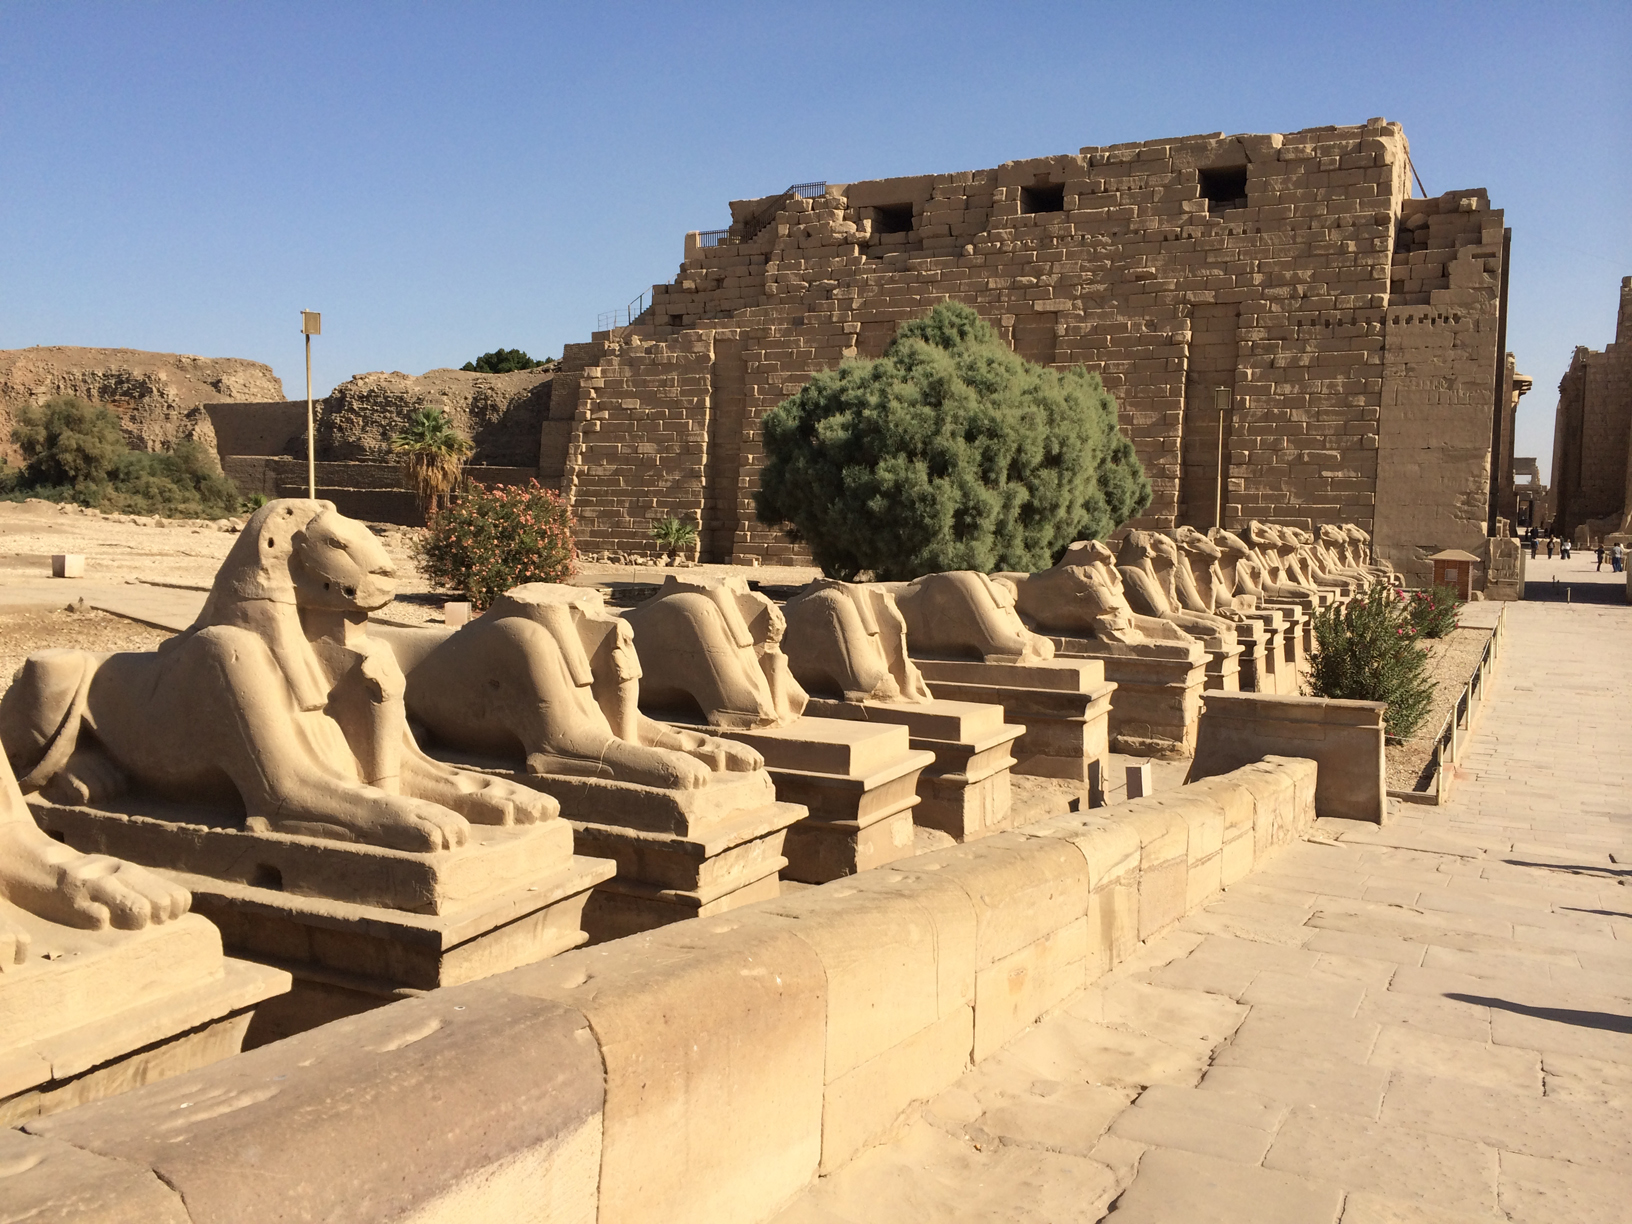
[712,718,935,883]
[1043,638,1207,756]
[908,658,1115,784]
[27,798,612,1043]
[0,905,289,1124]
[805,697,1024,842]
[1201,640,1245,693]
[452,765,805,942]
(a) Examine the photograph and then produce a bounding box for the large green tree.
[755,302,1150,580]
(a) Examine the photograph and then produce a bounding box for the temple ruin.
[539,119,1511,585]
[1550,275,1632,540]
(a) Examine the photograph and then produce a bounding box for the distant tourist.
[1615,542,1626,573]
[1562,538,1571,560]
[1596,544,1606,571]
[1547,537,1555,559]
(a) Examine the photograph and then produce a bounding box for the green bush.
[7,397,244,518]
[460,348,553,374]
[415,480,576,609]
[755,302,1150,580]
[12,395,126,488]
[651,515,698,561]
[1405,583,1461,639]
[1306,584,1436,740]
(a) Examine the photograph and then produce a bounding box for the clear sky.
[2,2,1627,472]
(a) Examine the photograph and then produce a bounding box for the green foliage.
[754,302,1151,580]
[416,481,576,609]
[391,408,474,512]
[1405,583,1461,639]
[460,348,553,374]
[651,515,698,560]
[1306,584,1436,740]
[7,396,244,518]
[12,396,127,488]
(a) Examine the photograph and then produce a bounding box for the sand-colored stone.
[1,501,611,1032]
[375,584,803,938]
[625,575,932,881]
[0,744,286,1123]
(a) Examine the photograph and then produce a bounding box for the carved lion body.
[0,500,556,852]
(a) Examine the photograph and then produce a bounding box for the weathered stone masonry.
[1550,276,1632,539]
[554,120,1511,583]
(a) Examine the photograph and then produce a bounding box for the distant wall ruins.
[1550,276,1632,539]
[546,120,1511,584]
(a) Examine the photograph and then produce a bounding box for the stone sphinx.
[870,571,1117,784]
[2,500,556,850]
[780,580,932,704]
[1,500,608,1037]
[379,584,763,790]
[1316,524,1374,589]
[0,720,288,1122]
[625,575,932,880]
[622,574,808,729]
[1243,521,1325,606]
[375,584,798,937]
[780,581,1022,841]
[1344,524,1398,583]
[1002,540,1193,647]
[881,571,1055,663]
[1114,530,1242,649]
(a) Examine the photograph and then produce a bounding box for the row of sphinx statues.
[0,500,1394,956]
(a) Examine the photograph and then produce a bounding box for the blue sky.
[2,2,1627,470]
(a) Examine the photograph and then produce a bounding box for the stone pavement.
[773,590,1632,1223]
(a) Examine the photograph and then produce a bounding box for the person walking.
[1547,537,1555,559]
[1596,544,1606,571]
[1615,542,1626,573]
[1562,537,1572,560]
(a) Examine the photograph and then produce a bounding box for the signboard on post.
[301,311,321,498]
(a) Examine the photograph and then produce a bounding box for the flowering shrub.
[416,481,576,609]
[1405,583,1461,639]
[1306,583,1435,740]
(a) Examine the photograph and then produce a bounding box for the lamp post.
[301,310,321,498]
[1213,385,1230,530]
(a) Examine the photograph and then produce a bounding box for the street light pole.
[301,310,321,499]
[1213,385,1230,530]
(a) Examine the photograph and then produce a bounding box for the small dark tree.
[460,348,553,374]
[1306,584,1436,740]
[755,302,1150,580]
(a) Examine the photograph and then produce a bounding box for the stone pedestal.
[0,903,289,1124]
[474,767,805,943]
[1259,603,1311,688]
[1225,620,1267,692]
[713,719,935,883]
[1044,637,1207,756]
[806,697,1024,842]
[1237,611,1285,694]
[26,797,612,1044]
[1200,638,1245,692]
[909,658,1114,784]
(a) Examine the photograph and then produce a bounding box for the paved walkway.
[775,588,1632,1223]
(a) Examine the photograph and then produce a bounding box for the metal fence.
[1389,603,1507,805]
[698,229,729,248]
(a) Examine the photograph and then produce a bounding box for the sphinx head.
[1209,528,1253,558]
[1165,526,1222,560]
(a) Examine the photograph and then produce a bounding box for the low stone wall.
[1189,692,1386,823]
[10,757,1317,1224]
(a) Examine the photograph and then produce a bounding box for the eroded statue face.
[290,509,397,611]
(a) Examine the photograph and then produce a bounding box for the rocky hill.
[0,346,284,464]
[317,366,553,467]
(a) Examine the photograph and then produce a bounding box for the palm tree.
[390,408,474,514]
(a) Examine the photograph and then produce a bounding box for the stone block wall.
[1551,276,1632,537]
[555,120,1510,583]
[12,757,1318,1224]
